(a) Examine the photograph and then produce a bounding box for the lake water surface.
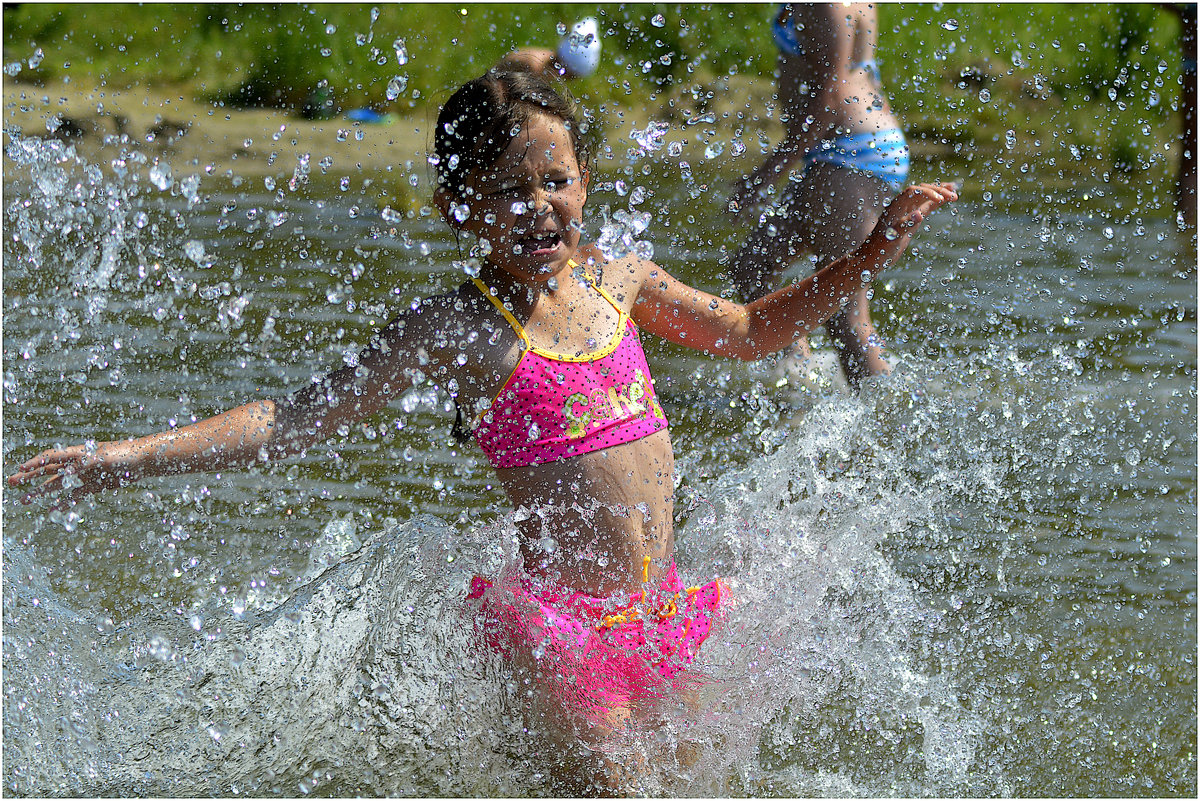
[2,120,1196,796]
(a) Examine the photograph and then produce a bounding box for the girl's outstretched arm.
[8,400,286,506]
[8,304,443,507]
[636,182,958,357]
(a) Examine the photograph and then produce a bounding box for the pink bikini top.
[470,267,669,469]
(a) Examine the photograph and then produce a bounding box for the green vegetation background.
[3,3,1191,188]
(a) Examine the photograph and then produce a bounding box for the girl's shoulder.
[377,284,498,351]
[575,243,658,311]
[383,283,516,375]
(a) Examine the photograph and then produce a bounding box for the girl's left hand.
[877,182,959,242]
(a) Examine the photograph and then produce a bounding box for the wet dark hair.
[434,67,590,201]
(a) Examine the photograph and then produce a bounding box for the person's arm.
[729,5,852,213]
[9,306,438,506]
[8,400,286,506]
[637,183,958,358]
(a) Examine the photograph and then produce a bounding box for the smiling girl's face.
[460,112,589,285]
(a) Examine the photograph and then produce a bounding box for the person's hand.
[875,182,959,244]
[851,182,958,280]
[8,440,143,507]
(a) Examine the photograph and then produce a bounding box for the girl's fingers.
[19,474,64,505]
[10,456,78,486]
[10,461,67,484]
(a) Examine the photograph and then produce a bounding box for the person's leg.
[792,161,896,387]
[727,177,818,366]
[503,643,638,794]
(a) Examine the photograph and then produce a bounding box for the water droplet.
[631,120,669,153]
[1102,226,1114,239]
[941,19,959,31]
[393,37,409,66]
[386,76,408,101]
[148,635,176,661]
[184,240,209,265]
[979,88,991,103]
[704,141,724,159]
[651,14,666,27]
[883,227,900,241]
[148,161,173,191]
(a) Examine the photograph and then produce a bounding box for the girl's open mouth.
[516,231,563,255]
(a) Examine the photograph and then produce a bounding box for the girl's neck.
[476,261,573,307]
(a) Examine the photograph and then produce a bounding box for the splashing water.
[3,101,1194,798]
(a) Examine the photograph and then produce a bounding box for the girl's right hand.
[8,441,143,507]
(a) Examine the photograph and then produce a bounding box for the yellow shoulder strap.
[574,259,626,321]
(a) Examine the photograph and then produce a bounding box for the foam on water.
[4,371,1027,796]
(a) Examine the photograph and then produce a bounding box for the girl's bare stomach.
[495,428,676,597]
[825,82,900,138]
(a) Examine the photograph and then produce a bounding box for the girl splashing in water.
[10,67,956,792]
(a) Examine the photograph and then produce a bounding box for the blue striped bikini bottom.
[803,128,910,192]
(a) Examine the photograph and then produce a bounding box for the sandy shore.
[3,78,435,183]
[3,75,968,209]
